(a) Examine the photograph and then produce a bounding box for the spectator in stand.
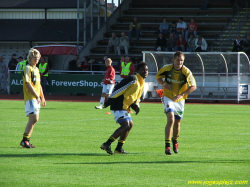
[116,56,124,72]
[159,17,169,36]
[0,56,7,92]
[120,56,125,64]
[117,32,130,56]
[194,35,208,52]
[81,56,90,71]
[95,58,116,110]
[169,21,177,38]
[161,57,171,68]
[130,57,138,72]
[175,34,187,52]
[76,62,83,71]
[129,17,141,41]
[88,58,98,71]
[185,18,198,40]
[45,56,53,70]
[15,56,24,73]
[23,53,28,60]
[166,33,177,52]
[154,32,167,51]
[38,56,49,93]
[243,34,250,55]
[68,55,79,71]
[120,56,134,79]
[176,17,187,39]
[232,35,244,52]
[106,32,119,55]
[8,54,18,71]
[186,33,196,52]
[99,56,108,71]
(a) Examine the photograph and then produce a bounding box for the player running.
[156,51,196,155]
[100,62,148,155]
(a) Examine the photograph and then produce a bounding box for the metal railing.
[77,0,123,48]
[218,0,249,51]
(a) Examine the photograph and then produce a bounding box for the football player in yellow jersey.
[20,48,46,148]
[100,62,148,155]
[156,51,196,155]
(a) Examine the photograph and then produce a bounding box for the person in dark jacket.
[68,55,79,71]
[232,35,244,52]
[8,54,18,71]
[154,32,167,51]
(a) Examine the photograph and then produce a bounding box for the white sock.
[100,97,105,106]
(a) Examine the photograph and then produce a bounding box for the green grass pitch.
[0,100,249,186]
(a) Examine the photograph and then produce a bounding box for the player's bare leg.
[115,121,133,154]
[20,114,39,148]
[101,120,131,155]
[173,120,180,138]
[172,120,181,154]
[105,93,110,101]
[165,112,175,155]
[95,93,106,109]
[112,121,131,139]
[26,114,39,137]
[103,94,112,114]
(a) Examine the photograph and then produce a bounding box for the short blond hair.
[27,48,41,63]
[105,58,112,64]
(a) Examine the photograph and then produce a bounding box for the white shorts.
[162,96,185,119]
[102,84,115,95]
[25,99,40,117]
[111,110,132,123]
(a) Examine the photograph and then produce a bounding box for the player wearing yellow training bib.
[156,51,196,156]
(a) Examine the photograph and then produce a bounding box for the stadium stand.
[88,0,249,65]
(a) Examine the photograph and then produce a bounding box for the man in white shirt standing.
[176,17,187,39]
[106,32,120,55]
[117,32,130,56]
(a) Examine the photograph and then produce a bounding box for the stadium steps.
[212,8,250,52]
[87,0,246,63]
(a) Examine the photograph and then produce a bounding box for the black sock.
[23,133,30,141]
[165,139,171,147]
[105,136,116,146]
[172,135,179,143]
[115,140,125,150]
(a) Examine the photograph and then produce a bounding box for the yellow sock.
[23,133,30,141]
[165,139,171,147]
[116,140,125,150]
[172,135,179,142]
